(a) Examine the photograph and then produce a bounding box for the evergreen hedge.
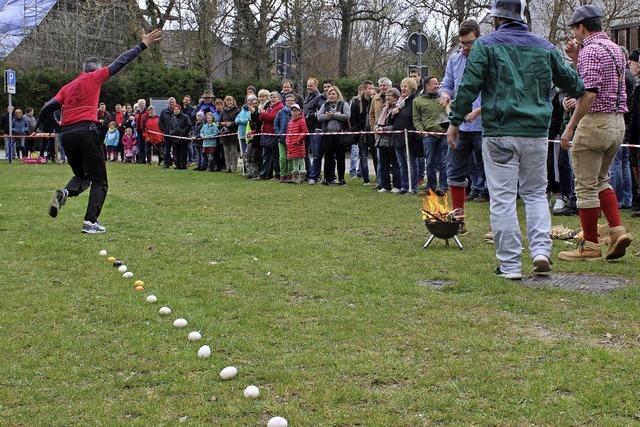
[0,62,367,113]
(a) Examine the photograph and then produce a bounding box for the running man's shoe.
[48,189,68,218]
[82,221,106,234]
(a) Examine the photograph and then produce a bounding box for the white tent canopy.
[0,0,57,59]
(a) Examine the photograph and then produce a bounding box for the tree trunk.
[338,0,354,78]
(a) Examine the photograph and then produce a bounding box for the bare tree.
[232,0,286,80]
[333,0,390,77]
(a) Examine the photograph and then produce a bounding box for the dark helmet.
[490,0,526,22]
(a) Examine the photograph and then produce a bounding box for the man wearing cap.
[559,5,633,261]
[37,29,162,234]
[196,90,217,116]
[448,0,584,279]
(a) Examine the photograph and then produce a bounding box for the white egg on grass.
[146,295,158,304]
[159,306,171,316]
[187,331,202,342]
[197,345,211,359]
[123,272,134,279]
[219,366,238,380]
[267,416,288,427]
[243,385,259,399]
[173,318,188,328]
[118,265,128,273]
[99,249,108,256]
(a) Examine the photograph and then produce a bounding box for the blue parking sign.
[5,69,16,94]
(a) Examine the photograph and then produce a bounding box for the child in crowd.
[200,112,219,172]
[275,93,297,182]
[122,127,136,163]
[212,98,226,171]
[235,99,252,173]
[143,106,164,165]
[192,111,206,171]
[104,121,120,161]
[285,104,308,183]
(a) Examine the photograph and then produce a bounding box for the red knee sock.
[578,207,600,244]
[450,185,466,212]
[598,188,621,227]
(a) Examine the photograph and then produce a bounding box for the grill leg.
[423,234,435,249]
[453,235,464,250]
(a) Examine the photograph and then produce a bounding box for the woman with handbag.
[318,86,351,185]
[219,96,240,173]
[375,88,402,193]
[391,77,419,194]
[259,91,284,180]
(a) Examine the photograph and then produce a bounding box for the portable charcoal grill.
[422,213,464,250]
[420,190,464,250]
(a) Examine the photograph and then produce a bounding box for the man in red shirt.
[38,29,161,234]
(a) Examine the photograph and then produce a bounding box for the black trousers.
[174,140,188,169]
[378,146,400,190]
[163,140,174,167]
[323,134,346,182]
[136,139,147,163]
[61,128,108,223]
[260,137,279,179]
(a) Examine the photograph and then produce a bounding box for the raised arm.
[108,29,162,77]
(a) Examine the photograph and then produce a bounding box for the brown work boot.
[558,240,602,262]
[605,225,632,261]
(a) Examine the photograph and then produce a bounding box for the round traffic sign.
[407,32,429,55]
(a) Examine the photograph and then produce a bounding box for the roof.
[611,21,640,30]
[0,0,58,59]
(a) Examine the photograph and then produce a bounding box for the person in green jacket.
[413,76,450,194]
[447,0,584,280]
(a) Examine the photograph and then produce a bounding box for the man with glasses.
[439,20,489,230]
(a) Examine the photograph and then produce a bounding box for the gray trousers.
[483,137,551,274]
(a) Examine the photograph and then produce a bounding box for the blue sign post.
[4,69,16,163]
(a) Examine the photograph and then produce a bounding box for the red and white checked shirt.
[577,32,628,114]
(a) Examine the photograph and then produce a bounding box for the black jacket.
[350,96,371,132]
[159,108,174,133]
[1,112,15,134]
[303,90,326,131]
[626,75,639,144]
[182,105,196,122]
[219,107,239,145]
[168,113,191,138]
[390,93,419,150]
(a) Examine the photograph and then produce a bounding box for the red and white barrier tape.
[3,133,56,139]
[147,129,448,141]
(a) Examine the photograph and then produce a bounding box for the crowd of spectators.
[2,36,639,220]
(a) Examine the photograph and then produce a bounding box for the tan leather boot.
[558,240,602,261]
[605,225,632,261]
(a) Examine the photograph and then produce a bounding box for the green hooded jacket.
[449,21,585,138]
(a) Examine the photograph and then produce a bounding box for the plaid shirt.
[577,32,628,113]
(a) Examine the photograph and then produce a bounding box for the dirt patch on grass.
[503,312,633,350]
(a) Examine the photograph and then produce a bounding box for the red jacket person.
[38,29,161,234]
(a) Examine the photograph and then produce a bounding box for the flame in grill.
[421,190,463,223]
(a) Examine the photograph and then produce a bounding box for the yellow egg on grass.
[107,256,116,263]
[134,280,144,287]
[134,285,145,292]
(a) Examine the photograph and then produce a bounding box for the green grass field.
[1,162,639,426]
